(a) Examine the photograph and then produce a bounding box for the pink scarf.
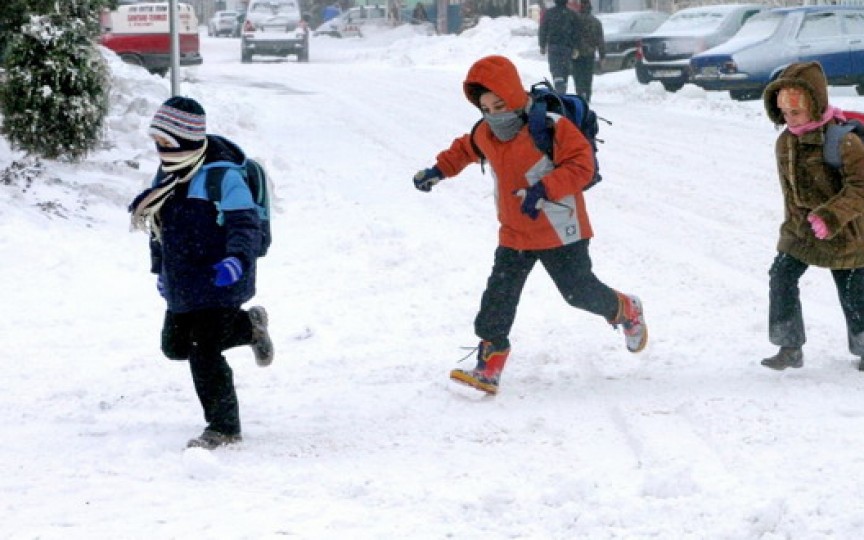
[788,105,846,136]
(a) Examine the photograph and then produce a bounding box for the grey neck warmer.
[484,110,525,141]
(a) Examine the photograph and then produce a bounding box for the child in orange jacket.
[413,55,647,395]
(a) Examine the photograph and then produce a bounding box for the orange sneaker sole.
[449,369,498,395]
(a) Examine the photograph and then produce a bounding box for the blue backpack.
[824,111,864,169]
[205,159,272,258]
[470,80,605,190]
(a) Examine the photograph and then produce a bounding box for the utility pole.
[169,0,181,95]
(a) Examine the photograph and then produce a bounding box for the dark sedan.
[690,5,864,101]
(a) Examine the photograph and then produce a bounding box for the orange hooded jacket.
[433,55,596,250]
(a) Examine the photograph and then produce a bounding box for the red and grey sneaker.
[610,292,648,353]
[449,340,511,395]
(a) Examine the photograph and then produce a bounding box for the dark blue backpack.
[470,80,605,189]
[205,159,272,257]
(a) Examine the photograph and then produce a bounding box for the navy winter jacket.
[149,135,261,313]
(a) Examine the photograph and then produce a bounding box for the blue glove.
[156,274,166,298]
[413,166,443,192]
[515,182,547,220]
[213,256,244,287]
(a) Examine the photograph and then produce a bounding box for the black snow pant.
[571,56,595,103]
[474,240,620,349]
[768,252,864,355]
[161,307,255,436]
[547,45,574,94]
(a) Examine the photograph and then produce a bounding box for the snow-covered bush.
[0,12,109,160]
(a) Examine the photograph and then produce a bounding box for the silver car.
[636,4,767,92]
[598,10,669,73]
[208,10,240,37]
[313,5,389,38]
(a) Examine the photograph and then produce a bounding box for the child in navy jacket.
[130,97,274,449]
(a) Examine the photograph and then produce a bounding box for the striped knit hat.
[149,96,207,150]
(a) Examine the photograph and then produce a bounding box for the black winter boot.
[187,429,242,450]
[761,347,803,370]
[248,306,274,367]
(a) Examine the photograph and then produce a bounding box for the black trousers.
[161,307,254,435]
[769,252,864,355]
[571,56,595,103]
[474,240,619,348]
[547,45,573,94]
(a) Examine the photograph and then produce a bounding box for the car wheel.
[635,62,650,85]
[729,88,763,101]
[119,54,145,69]
[298,48,309,62]
[241,50,252,63]
[661,81,684,93]
[622,54,636,71]
[856,84,864,96]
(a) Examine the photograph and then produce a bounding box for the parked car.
[208,10,240,37]
[597,10,669,72]
[241,4,309,63]
[313,5,388,38]
[690,5,864,101]
[636,4,766,92]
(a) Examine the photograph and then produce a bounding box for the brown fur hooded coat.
[763,61,864,268]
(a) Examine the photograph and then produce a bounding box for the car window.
[275,2,298,15]
[598,14,632,34]
[633,17,660,33]
[797,12,841,40]
[733,11,783,40]
[659,10,727,33]
[636,15,666,32]
[740,9,762,26]
[842,12,864,36]
[251,1,296,14]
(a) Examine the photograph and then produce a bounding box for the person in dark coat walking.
[571,0,604,102]
[538,0,581,94]
[129,96,274,449]
[412,1,428,23]
[761,61,864,371]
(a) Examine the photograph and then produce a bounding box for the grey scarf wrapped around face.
[484,110,525,141]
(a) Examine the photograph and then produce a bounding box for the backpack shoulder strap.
[527,99,555,160]
[204,167,229,201]
[824,121,863,169]
[469,118,487,174]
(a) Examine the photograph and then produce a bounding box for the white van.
[99,2,203,76]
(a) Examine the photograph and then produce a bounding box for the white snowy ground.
[2,16,864,539]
